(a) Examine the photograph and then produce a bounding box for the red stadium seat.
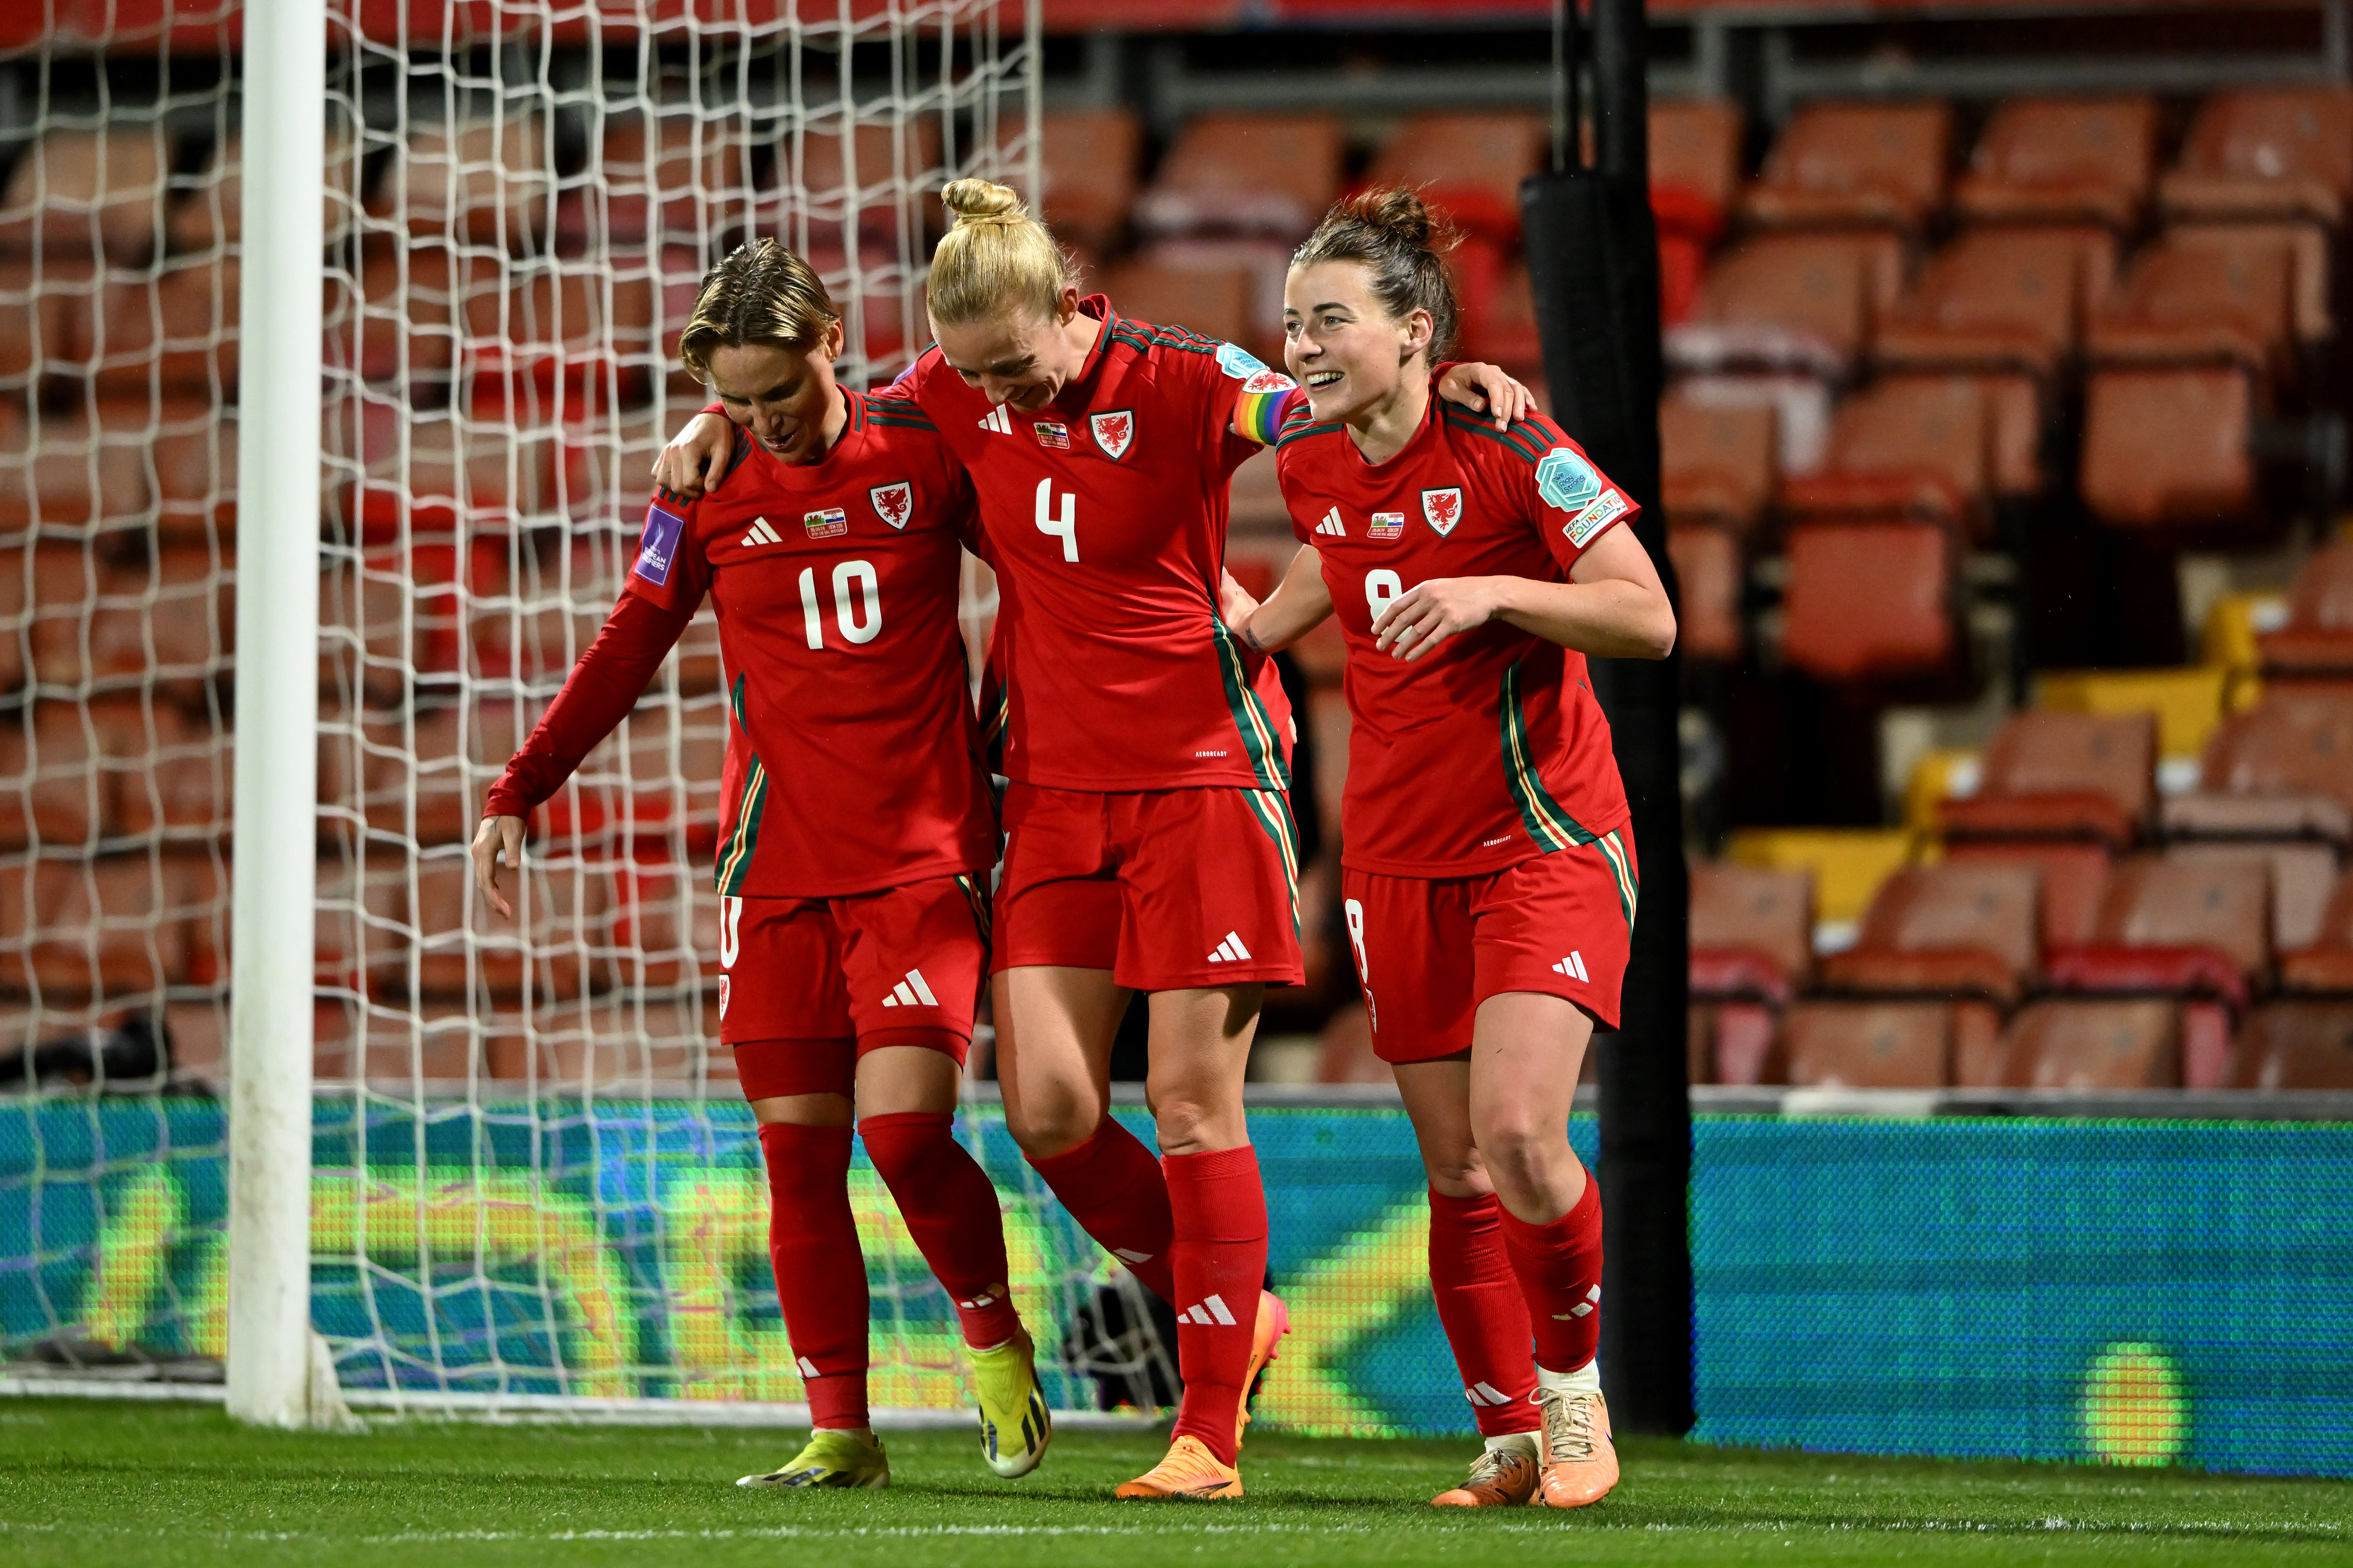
[1994,998,2181,1088]
[0,255,86,390]
[1665,524,1743,664]
[764,117,947,264]
[1000,108,1144,258]
[563,111,757,253]
[0,408,153,537]
[1689,861,1814,1002]
[2159,87,2353,226]
[1780,1000,1960,1088]
[2078,367,2256,530]
[322,243,462,391]
[151,411,236,544]
[2252,539,2353,678]
[2045,854,2272,1009]
[1099,260,1255,352]
[1661,393,1777,535]
[1779,520,1957,681]
[1667,231,1907,379]
[2280,870,2353,993]
[1739,101,1952,232]
[598,852,722,990]
[92,258,238,396]
[165,135,358,254]
[2230,1000,2353,1088]
[462,262,657,419]
[0,702,116,849]
[0,130,165,265]
[1943,841,2113,948]
[1939,711,2157,849]
[1955,97,2159,229]
[332,401,556,544]
[1367,112,1548,244]
[17,855,215,1000]
[411,854,606,1002]
[1780,372,2040,539]
[1873,227,2115,379]
[2166,839,2338,955]
[79,545,233,699]
[99,700,229,844]
[1817,861,2042,1006]
[2085,229,2301,380]
[372,119,550,247]
[2162,685,2353,842]
[1650,98,1745,245]
[1136,112,1348,241]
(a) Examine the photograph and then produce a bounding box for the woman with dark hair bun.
[1223,187,1676,1513]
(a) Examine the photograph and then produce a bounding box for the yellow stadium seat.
[1902,748,1983,838]
[2035,666,2230,760]
[1721,828,1921,932]
[2202,592,2286,712]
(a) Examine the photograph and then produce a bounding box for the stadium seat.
[1687,861,1811,1085]
[766,118,947,262]
[2035,665,2230,771]
[0,546,26,693]
[331,402,556,544]
[1000,108,1143,258]
[1135,112,1348,241]
[2280,870,2353,993]
[1723,827,1918,939]
[1953,96,2159,229]
[322,242,460,392]
[150,411,235,544]
[2252,539,2353,678]
[17,855,215,1000]
[1740,101,1951,231]
[563,112,754,253]
[2162,685,2353,843]
[1780,999,1963,1088]
[2230,1000,2353,1088]
[411,855,604,1002]
[24,543,103,691]
[373,119,550,248]
[99,701,227,844]
[2084,229,2299,380]
[1779,372,2040,538]
[0,408,153,537]
[359,702,482,846]
[165,134,357,253]
[1994,998,2181,1088]
[1460,255,1542,370]
[598,852,723,989]
[1779,519,1957,681]
[314,853,411,1000]
[1314,1001,1384,1084]
[0,702,111,848]
[2045,853,2272,1014]
[1661,393,1777,535]
[77,545,232,700]
[0,255,86,390]
[1666,231,1907,379]
[1941,841,2111,948]
[2166,840,2337,953]
[1665,524,1743,664]
[1817,861,2043,1005]
[2078,366,2257,530]
[0,129,165,265]
[1099,260,1255,352]
[92,256,238,396]
[1650,98,1745,245]
[2159,87,2353,226]
[462,262,656,419]
[1366,112,1548,244]
[1873,227,2115,378]
[1939,710,2157,848]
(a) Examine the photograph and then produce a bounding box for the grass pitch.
[0,1398,2346,1566]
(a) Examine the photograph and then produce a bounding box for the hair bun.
[941,178,1026,226]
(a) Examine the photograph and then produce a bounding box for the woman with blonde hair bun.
[656,178,1530,1501]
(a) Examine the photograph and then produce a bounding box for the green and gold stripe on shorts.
[1499,658,1596,855]
[954,872,992,941]
[1240,786,1303,942]
[1592,826,1638,933]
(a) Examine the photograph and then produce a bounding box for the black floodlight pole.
[1519,0,1696,1438]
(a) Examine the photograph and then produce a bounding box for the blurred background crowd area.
[0,0,2349,1096]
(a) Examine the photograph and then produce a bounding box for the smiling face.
[930,286,1092,413]
[706,326,844,465]
[1283,260,1434,426]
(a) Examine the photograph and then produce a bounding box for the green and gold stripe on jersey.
[1499,658,1638,931]
[1208,612,1289,791]
[1241,786,1304,942]
[1439,404,1561,468]
[715,673,770,897]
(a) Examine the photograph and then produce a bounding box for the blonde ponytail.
[928,178,1079,327]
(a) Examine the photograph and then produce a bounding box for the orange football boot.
[1113,1434,1244,1500]
[1234,1290,1291,1451]
[1532,1387,1619,1508]
[1430,1443,1539,1507]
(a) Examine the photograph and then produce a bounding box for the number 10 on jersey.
[798,561,882,649]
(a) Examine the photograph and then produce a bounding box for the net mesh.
[0,0,1177,1416]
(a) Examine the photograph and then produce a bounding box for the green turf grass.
[0,1398,2346,1566]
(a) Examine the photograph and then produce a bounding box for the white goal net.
[0,0,1177,1420]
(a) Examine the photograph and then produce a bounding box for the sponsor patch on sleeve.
[635,500,686,586]
[1216,341,1270,380]
[1534,446,1605,516]
[1563,488,1630,548]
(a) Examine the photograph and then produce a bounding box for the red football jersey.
[905,297,1293,793]
[1275,390,1638,877]
[619,387,995,897]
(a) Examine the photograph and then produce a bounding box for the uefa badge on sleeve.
[1090,409,1135,461]
[869,481,913,530]
[1421,487,1464,537]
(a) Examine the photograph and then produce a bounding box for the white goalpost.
[0,0,1193,1429]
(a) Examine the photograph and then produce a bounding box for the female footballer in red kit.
[475,241,1049,1491]
[655,181,1533,1500]
[1222,189,1675,1511]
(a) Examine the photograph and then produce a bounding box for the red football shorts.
[994,781,1304,990]
[721,873,992,1099]
[1340,828,1639,1064]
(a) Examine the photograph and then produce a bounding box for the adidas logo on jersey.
[740,517,784,548]
[1552,951,1590,982]
[1315,507,1345,537]
[880,968,939,1008]
[1552,1284,1601,1321]
[1179,1293,1239,1326]
[1205,931,1252,964]
[978,405,1013,434]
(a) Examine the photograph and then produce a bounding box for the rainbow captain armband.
[1234,368,1302,447]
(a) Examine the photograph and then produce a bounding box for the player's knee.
[1473,1116,1577,1203]
[1421,1145,1489,1199]
[1003,1096,1100,1160]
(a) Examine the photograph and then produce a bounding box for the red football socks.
[1427,1187,1541,1436]
[1496,1169,1605,1375]
[757,1122,870,1429]
[1164,1145,1269,1467]
[859,1111,1024,1350]
[1025,1116,1177,1302]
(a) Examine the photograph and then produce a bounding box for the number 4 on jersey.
[1035,478,1078,562]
